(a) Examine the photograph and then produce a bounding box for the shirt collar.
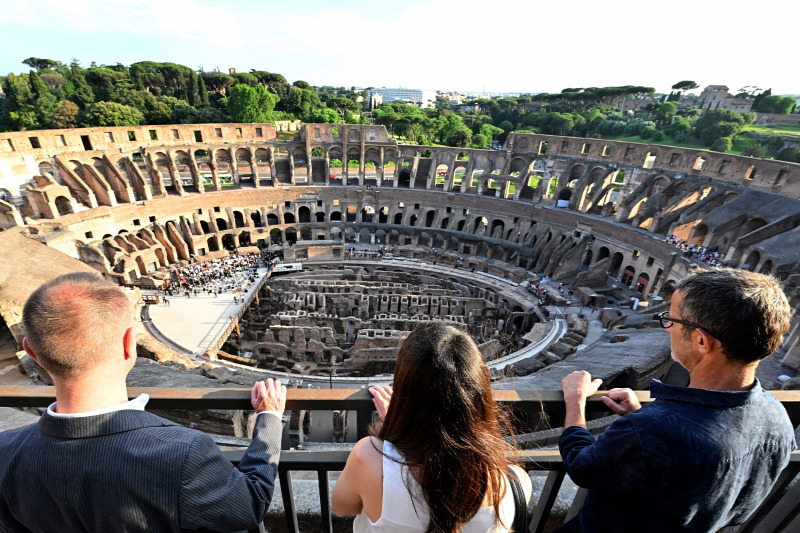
[650,379,762,408]
[46,393,150,418]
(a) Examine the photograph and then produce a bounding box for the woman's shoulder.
[507,464,533,503]
[350,436,385,468]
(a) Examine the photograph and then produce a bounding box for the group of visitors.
[0,267,795,533]
[666,234,727,267]
[158,252,262,298]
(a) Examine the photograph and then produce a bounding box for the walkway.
[143,267,269,357]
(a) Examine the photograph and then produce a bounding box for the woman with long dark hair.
[332,322,532,532]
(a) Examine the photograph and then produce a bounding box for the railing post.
[317,471,333,533]
[278,468,299,533]
[529,469,566,533]
[356,408,373,439]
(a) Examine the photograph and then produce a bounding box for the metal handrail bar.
[3,386,799,533]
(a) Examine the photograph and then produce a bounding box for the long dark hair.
[376,322,516,533]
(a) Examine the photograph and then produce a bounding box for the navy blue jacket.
[560,379,796,533]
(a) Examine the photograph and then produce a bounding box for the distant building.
[369,88,436,108]
[697,85,753,112]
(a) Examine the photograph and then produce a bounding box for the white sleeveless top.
[353,440,531,533]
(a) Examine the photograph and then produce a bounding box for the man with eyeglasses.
[557,268,796,533]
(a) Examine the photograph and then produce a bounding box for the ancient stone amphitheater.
[1,122,799,393]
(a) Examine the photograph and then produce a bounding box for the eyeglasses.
[656,312,722,341]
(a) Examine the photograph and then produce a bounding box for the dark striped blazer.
[0,409,282,532]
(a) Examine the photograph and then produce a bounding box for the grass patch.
[743,124,800,134]
[604,134,708,150]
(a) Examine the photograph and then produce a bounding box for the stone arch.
[54,196,73,215]
[207,236,220,252]
[215,217,228,230]
[621,265,636,287]
[760,259,773,275]
[267,213,280,225]
[233,210,246,228]
[609,252,624,276]
[300,226,312,241]
[742,250,760,271]
[270,228,282,244]
[285,227,297,244]
[330,211,342,222]
[361,205,375,223]
[298,206,311,223]
[315,212,326,222]
[284,212,296,224]
[251,211,263,227]
[635,272,650,293]
[398,167,411,188]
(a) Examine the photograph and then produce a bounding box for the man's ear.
[22,338,40,364]
[122,327,137,361]
[694,328,716,354]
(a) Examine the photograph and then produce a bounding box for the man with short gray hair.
[0,272,286,532]
[559,268,796,532]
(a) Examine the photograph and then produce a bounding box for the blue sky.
[2,0,797,96]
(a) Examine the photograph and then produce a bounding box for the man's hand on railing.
[251,379,287,415]
[601,388,642,416]
[562,371,603,428]
[369,385,392,421]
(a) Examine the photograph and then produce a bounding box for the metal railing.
[2,386,798,533]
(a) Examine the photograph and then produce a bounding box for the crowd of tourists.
[159,252,263,297]
[666,234,727,267]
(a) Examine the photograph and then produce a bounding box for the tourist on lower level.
[332,321,532,532]
[558,268,796,532]
[0,273,286,532]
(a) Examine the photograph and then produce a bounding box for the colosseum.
[1,121,799,399]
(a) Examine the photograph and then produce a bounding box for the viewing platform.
[2,386,798,533]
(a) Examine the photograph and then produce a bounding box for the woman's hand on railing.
[369,385,392,421]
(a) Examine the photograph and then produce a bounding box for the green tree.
[548,113,574,135]
[195,105,228,123]
[329,97,359,118]
[171,104,198,123]
[285,86,321,118]
[671,80,699,103]
[28,71,57,127]
[754,95,796,115]
[710,136,732,152]
[471,133,488,148]
[305,107,340,123]
[197,76,209,107]
[694,109,747,146]
[203,73,235,96]
[742,144,767,158]
[51,100,80,128]
[776,147,800,163]
[66,64,95,109]
[83,101,144,126]
[227,84,279,123]
[187,70,200,107]
[22,57,59,72]
[0,73,38,130]
[305,107,341,123]
[653,101,677,124]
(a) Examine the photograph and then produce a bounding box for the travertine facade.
[1,123,799,372]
